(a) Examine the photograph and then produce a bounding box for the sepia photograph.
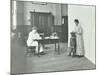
[11,0,96,74]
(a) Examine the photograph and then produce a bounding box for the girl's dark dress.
[69,33,76,56]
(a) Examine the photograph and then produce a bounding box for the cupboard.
[30,12,54,36]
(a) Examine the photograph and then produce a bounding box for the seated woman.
[27,27,45,55]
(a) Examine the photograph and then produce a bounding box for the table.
[36,38,60,57]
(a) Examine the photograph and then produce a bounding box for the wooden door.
[62,16,68,42]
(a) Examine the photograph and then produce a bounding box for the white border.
[0,0,99,75]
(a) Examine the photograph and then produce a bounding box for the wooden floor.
[11,37,95,74]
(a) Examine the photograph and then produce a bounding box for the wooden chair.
[24,36,36,56]
[25,46,36,56]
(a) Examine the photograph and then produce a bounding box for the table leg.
[38,42,40,57]
[55,43,56,52]
[58,40,60,54]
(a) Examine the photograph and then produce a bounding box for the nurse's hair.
[74,19,79,23]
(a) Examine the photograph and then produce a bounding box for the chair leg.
[25,46,41,57]
[26,48,33,56]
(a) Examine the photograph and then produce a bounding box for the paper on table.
[45,37,50,39]
[45,36,59,39]
[50,36,59,39]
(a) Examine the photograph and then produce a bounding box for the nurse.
[73,19,84,57]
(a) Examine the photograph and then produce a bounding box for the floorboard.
[11,38,95,74]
